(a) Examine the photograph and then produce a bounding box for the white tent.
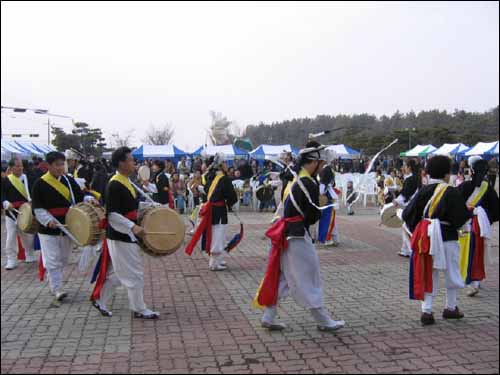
[487,142,499,155]
[432,143,470,156]
[465,141,499,156]
[249,144,299,160]
[191,145,248,158]
[401,144,436,157]
[325,144,361,158]
[131,144,188,161]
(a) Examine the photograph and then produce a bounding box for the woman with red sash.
[253,141,345,333]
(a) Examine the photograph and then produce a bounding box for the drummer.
[392,159,421,257]
[1,158,37,270]
[90,147,159,319]
[31,152,97,303]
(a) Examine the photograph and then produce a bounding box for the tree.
[111,130,135,148]
[51,126,80,151]
[142,123,175,145]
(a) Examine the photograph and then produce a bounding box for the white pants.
[209,224,227,268]
[38,234,72,293]
[400,228,412,256]
[421,241,465,313]
[262,233,335,326]
[4,216,35,262]
[97,240,147,313]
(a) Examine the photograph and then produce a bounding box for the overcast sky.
[1,1,498,150]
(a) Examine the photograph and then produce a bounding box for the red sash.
[470,215,486,281]
[12,201,26,209]
[185,201,225,256]
[90,210,138,301]
[409,220,434,300]
[48,207,70,217]
[254,215,303,307]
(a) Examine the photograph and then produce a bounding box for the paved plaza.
[1,209,498,374]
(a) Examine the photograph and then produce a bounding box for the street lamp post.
[405,128,416,149]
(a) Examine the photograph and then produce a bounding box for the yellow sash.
[74,167,80,179]
[41,172,71,202]
[207,173,224,201]
[459,180,489,281]
[467,181,489,208]
[7,174,28,200]
[428,183,449,218]
[110,173,137,199]
[283,168,314,202]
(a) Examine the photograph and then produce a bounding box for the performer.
[1,158,37,269]
[457,157,499,297]
[185,153,238,271]
[402,155,471,326]
[31,151,94,302]
[91,147,159,319]
[279,151,295,202]
[253,141,345,332]
[393,159,421,257]
[317,162,340,246]
[143,160,170,205]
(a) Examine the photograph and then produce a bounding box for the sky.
[1,1,499,150]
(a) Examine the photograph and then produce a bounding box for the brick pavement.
[1,209,498,374]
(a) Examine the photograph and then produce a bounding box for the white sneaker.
[318,320,345,332]
[24,254,37,263]
[5,259,18,270]
[210,264,227,272]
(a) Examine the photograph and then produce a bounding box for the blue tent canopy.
[249,144,299,160]
[132,144,188,162]
[191,145,248,158]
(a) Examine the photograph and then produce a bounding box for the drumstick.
[9,208,20,214]
[144,231,177,235]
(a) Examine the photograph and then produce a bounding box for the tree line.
[243,106,499,155]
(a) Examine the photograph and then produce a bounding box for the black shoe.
[442,307,464,320]
[421,312,435,326]
[92,301,112,317]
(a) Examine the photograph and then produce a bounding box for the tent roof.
[249,144,299,158]
[465,141,499,156]
[325,144,361,158]
[432,143,470,156]
[131,144,188,160]
[401,144,436,157]
[191,145,248,157]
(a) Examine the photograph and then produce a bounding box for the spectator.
[170,172,186,214]
[188,170,203,207]
[488,157,498,188]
